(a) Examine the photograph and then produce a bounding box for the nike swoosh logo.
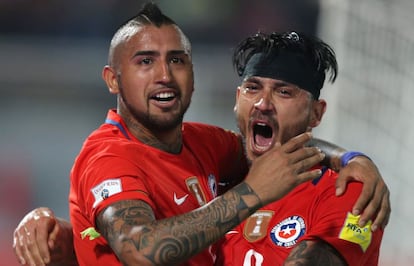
[226,230,239,235]
[174,193,189,205]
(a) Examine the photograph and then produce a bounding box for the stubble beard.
[119,87,189,132]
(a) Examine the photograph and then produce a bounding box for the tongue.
[255,134,272,147]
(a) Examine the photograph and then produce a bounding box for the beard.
[119,85,190,132]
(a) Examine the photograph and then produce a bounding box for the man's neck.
[120,110,183,154]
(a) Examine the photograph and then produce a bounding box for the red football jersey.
[216,167,383,266]
[69,109,247,266]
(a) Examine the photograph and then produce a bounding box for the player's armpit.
[284,240,347,266]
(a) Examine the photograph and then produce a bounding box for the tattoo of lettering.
[284,240,347,265]
[96,182,262,265]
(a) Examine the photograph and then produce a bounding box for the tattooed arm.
[97,133,324,265]
[309,138,390,230]
[284,240,347,266]
[97,183,261,265]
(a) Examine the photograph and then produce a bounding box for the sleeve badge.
[339,212,372,252]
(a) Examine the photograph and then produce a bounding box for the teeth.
[155,92,175,99]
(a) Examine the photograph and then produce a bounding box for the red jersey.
[69,109,247,266]
[216,167,383,266]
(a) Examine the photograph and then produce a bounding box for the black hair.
[122,2,176,28]
[232,31,338,97]
[108,2,191,67]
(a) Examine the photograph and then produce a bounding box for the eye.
[170,56,185,64]
[242,84,260,93]
[274,86,296,97]
[139,57,153,65]
[277,88,291,95]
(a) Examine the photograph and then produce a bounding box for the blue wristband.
[341,151,370,167]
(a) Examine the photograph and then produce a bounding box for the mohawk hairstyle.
[108,2,191,67]
[232,31,338,91]
[122,1,176,27]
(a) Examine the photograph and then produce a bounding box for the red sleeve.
[302,171,383,265]
[73,142,155,225]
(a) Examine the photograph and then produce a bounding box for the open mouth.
[151,91,176,102]
[149,90,179,109]
[252,121,274,152]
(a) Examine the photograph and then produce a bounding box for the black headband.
[242,50,321,99]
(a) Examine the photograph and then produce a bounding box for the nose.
[156,61,173,83]
[254,91,274,112]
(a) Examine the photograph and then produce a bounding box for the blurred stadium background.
[1,0,412,265]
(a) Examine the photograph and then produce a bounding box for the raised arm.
[309,138,391,230]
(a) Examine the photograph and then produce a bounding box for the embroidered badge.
[208,174,218,198]
[91,178,122,208]
[81,227,101,240]
[270,215,306,248]
[339,212,372,252]
[186,177,207,206]
[243,210,274,242]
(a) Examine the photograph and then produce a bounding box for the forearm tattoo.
[96,182,262,265]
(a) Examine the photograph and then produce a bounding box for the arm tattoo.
[284,240,347,266]
[96,182,262,265]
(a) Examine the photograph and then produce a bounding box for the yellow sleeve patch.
[339,212,372,252]
[81,227,101,240]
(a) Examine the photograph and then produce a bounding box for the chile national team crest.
[270,215,306,248]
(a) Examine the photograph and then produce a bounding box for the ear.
[233,86,242,113]
[309,99,327,128]
[102,65,119,94]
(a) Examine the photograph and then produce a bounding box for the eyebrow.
[132,50,188,58]
[243,77,261,84]
[244,76,292,87]
[168,50,188,56]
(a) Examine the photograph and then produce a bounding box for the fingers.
[349,177,375,217]
[347,175,377,227]
[13,208,55,265]
[282,132,313,153]
[372,188,391,230]
[359,184,391,231]
[334,174,351,196]
[297,168,323,183]
[13,225,45,266]
[351,177,391,231]
[297,147,324,169]
[36,221,55,264]
[48,219,60,249]
[13,228,28,265]
[335,157,391,231]
[282,133,325,169]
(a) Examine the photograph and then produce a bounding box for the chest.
[142,148,220,218]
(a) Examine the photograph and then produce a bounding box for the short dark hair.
[122,2,176,28]
[233,31,338,99]
[108,2,191,67]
